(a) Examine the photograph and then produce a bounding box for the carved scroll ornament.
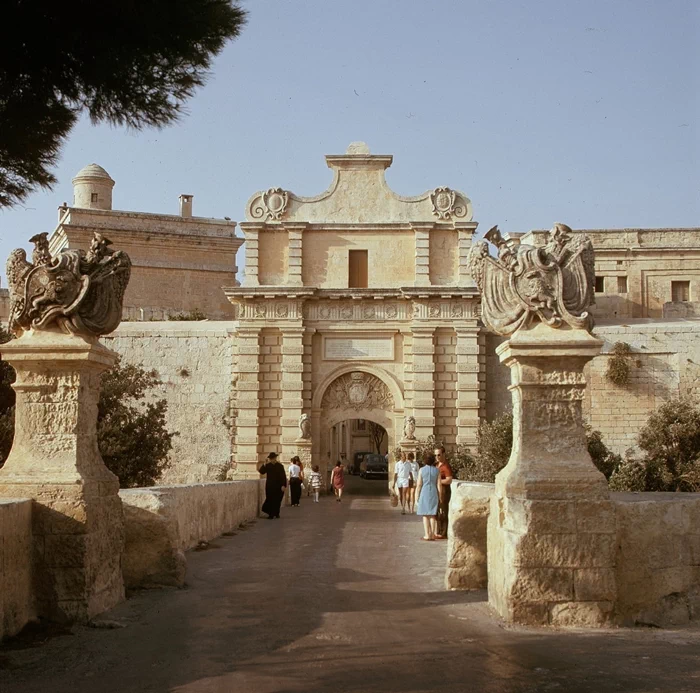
[7,232,131,338]
[321,372,394,412]
[467,223,595,336]
[248,187,289,221]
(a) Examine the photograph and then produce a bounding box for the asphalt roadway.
[1,474,699,693]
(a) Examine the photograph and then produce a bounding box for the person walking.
[407,451,420,514]
[330,460,345,502]
[288,455,303,507]
[435,446,454,539]
[309,465,323,502]
[393,451,411,515]
[415,453,440,540]
[259,452,287,519]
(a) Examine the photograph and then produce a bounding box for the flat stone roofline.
[57,206,239,239]
[109,321,239,338]
[594,317,700,329]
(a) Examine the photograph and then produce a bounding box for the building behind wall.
[48,164,243,320]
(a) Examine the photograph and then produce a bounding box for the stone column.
[280,327,305,461]
[487,323,616,627]
[0,331,124,623]
[233,327,262,478]
[455,326,483,447]
[409,326,436,440]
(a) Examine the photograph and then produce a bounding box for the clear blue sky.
[1,0,698,279]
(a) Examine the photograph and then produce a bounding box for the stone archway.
[311,366,404,482]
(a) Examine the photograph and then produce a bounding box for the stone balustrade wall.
[0,499,34,641]
[119,480,263,589]
[446,485,700,626]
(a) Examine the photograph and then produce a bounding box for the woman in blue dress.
[415,453,439,541]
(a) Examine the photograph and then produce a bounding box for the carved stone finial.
[6,231,131,338]
[298,413,311,440]
[468,223,595,336]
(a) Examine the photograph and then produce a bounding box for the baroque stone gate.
[225,143,484,477]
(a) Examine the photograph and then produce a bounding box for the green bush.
[586,426,623,479]
[168,309,207,321]
[605,341,633,386]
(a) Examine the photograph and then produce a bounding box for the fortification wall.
[104,322,237,484]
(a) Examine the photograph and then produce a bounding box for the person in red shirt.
[435,446,453,539]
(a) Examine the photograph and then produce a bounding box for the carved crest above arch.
[321,371,395,412]
[247,187,289,221]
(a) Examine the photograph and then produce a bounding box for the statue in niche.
[298,413,311,440]
[6,231,131,338]
[468,223,595,336]
[403,415,416,440]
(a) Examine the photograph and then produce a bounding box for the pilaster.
[285,224,306,286]
[243,226,260,287]
[233,327,262,477]
[409,325,436,439]
[280,326,306,461]
[412,224,431,287]
[455,325,484,446]
[457,224,478,286]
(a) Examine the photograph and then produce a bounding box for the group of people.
[258,452,346,519]
[393,446,453,541]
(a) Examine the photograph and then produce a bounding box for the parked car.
[351,451,372,475]
[360,453,388,480]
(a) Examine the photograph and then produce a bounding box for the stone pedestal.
[0,330,125,623]
[487,323,616,627]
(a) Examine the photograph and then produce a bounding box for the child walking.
[310,465,323,503]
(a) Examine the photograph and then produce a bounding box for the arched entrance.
[311,365,404,482]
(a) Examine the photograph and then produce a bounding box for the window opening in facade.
[672,280,690,303]
[349,250,368,288]
[91,193,98,203]
[595,276,605,293]
[617,276,628,294]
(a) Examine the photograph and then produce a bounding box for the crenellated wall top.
[244,142,473,225]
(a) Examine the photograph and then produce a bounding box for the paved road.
[2,475,700,693]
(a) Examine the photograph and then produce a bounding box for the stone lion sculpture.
[298,413,311,440]
[467,223,595,336]
[6,231,131,338]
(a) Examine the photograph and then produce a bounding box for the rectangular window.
[91,192,98,203]
[672,281,690,302]
[348,250,368,288]
[356,419,366,431]
[617,276,628,294]
[595,276,605,293]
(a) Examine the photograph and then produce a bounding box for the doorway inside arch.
[327,418,388,476]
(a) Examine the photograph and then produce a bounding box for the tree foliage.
[0,1,247,207]
[367,421,386,454]
[0,355,174,487]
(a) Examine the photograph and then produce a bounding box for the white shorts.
[396,479,410,489]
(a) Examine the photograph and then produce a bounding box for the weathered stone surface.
[613,493,700,627]
[550,601,614,627]
[0,331,125,624]
[445,482,492,590]
[119,480,263,589]
[0,499,35,641]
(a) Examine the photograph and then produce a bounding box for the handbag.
[390,494,399,508]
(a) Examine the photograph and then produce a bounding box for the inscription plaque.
[323,337,394,361]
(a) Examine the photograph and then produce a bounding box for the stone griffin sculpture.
[6,232,131,338]
[298,413,311,440]
[468,223,595,336]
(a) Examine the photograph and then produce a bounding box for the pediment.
[245,142,473,225]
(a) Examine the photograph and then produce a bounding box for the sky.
[1,0,698,280]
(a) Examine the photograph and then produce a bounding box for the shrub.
[605,341,633,386]
[168,309,207,321]
[586,426,623,479]
[98,361,175,487]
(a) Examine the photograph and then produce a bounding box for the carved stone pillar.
[455,326,483,447]
[232,327,262,478]
[280,327,305,461]
[487,324,616,627]
[0,331,124,623]
[242,226,260,287]
[285,224,306,286]
[409,326,436,441]
[412,224,431,287]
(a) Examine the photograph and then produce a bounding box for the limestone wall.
[445,482,492,590]
[614,493,700,627]
[119,480,263,588]
[0,499,34,641]
[103,322,237,484]
[485,319,700,454]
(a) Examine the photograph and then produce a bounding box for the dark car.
[351,451,372,475]
[359,453,388,480]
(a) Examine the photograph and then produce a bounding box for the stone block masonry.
[104,321,237,484]
[0,499,34,641]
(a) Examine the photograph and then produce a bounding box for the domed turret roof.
[72,163,114,182]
